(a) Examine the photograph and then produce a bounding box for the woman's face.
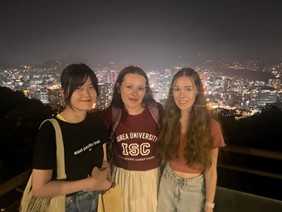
[172,76,197,112]
[69,77,97,111]
[119,73,146,112]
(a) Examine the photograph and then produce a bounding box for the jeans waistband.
[65,191,100,212]
[163,163,204,187]
[66,191,99,203]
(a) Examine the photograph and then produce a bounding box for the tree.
[0,86,53,182]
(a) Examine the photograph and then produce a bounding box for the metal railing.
[218,144,282,179]
[0,145,282,211]
[222,145,282,160]
[0,169,31,196]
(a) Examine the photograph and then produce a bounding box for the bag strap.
[110,107,122,140]
[21,119,66,199]
[148,105,160,132]
[40,118,66,180]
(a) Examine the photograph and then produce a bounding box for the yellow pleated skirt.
[112,166,160,212]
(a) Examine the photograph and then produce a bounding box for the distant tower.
[96,82,113,110]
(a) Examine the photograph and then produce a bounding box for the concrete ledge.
[215,186,282,212]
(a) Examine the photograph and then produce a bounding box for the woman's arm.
[102,143,108,164]
[102,143,111,180]
[32,166,111,198]
[204,148,219,212]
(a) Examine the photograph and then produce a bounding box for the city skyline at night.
[1,2,282,208]
[1,0,281,112]
[1,0,282,70]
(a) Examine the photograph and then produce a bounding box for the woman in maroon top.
[157,68,225,212]
[102,66,163,212]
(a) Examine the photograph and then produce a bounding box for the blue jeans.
[66,191,100,212]
[157,164,205,212]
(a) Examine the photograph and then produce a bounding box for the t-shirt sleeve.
[97,117,110,145]
[90,113,111,144]
[210,119,226,148]
[32,121,56,170]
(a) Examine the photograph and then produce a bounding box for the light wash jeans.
[157,164,205,212]
[66,191,100,212]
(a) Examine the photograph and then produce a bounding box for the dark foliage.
[214,104,282,152]
[0,86,53,182]
[215,104,282,200]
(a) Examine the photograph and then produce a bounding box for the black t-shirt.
[32,113,109,181]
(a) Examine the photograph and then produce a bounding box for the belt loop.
[89,191,94,200]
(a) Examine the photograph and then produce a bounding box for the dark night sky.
[1,0,282,70]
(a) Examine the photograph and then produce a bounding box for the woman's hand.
[101,160,110,169]
[90,167,112,190]
[101,160,111,181]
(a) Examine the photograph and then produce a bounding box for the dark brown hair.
[110,66,156,108]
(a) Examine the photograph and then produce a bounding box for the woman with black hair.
[31,63,111,211]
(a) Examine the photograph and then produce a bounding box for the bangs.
[65,74,88,100]
[71,73,88,88]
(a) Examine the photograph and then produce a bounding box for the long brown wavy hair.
[158,68,213,171]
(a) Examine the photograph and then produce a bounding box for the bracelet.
[205,202,215,209]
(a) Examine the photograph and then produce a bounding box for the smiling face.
[119,73,146,114]
[69,77,97,112]
[173,76,197,113]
